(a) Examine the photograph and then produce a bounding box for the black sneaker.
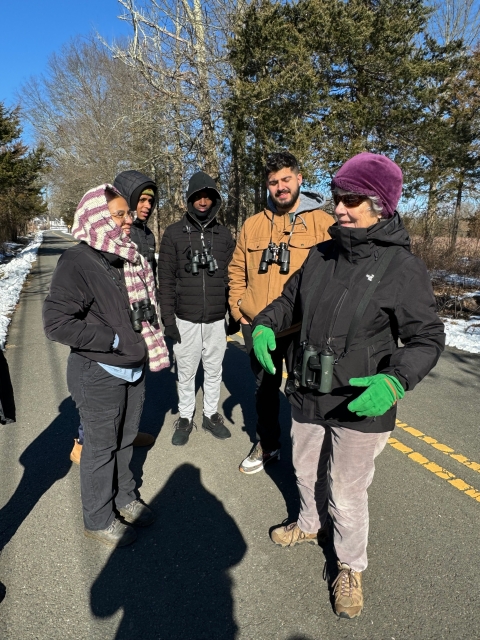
[172,417,195,446]
[202,413,231,440]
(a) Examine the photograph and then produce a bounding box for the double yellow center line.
[389,420,480,503]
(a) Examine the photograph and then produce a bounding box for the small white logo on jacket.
[366,274,374,281]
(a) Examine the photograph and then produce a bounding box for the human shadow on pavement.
[91,463,247,640]
[222,341,300,521]
[0,397,75,553]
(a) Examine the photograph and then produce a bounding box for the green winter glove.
[348,374,405,417]
[252,325,276,375]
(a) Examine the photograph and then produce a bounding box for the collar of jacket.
[328,212,410,263]
[183,212,220,233]
[262,208,308,230]
[132,218,147,230]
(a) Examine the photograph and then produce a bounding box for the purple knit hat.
[331,152,403,218]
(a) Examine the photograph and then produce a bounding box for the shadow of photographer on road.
[91,463,247,640]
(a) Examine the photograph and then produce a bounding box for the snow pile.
[0,232,43,349]
[443,316,480,354]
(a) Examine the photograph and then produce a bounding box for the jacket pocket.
[288,234,318,270]
[246,237,271,273]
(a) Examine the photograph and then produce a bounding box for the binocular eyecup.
[131,298,158,332]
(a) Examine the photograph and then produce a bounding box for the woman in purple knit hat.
[252,152,445,618]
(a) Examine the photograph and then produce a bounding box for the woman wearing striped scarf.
[43,184,169,547]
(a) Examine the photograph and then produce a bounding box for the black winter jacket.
[113,171,158,278]
[43,242,148,367]
[254,214,445,433]
[158,172,235,326]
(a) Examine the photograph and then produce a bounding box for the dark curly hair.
[264,152,300,180]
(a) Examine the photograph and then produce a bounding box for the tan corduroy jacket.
[228,201,334,324]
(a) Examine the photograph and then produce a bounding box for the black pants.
[242,324,293,452]
[67,353,145,531]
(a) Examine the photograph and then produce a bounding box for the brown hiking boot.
[270,522,318,547]
[332,562,364,619]
[70,439,82,465]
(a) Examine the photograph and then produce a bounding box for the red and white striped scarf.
[72,184,169,372]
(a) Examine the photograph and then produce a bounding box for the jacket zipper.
[201,230,206,321]
[326,289,348,348]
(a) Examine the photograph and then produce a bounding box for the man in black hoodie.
[113,170,158,281]
[158,171,235,445]
[70,170,159,465]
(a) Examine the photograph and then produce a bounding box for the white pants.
[173,317,227,419]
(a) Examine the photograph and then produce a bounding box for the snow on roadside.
[442,316,480,354]
[0,232,43,349]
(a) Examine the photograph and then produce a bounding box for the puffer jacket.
[158,172,235,326]
[253,214,445,433]
[113,171,158,277]
[228,192,334,323]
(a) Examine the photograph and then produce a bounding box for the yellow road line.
[388,436,480,503]
[395,419,480,474]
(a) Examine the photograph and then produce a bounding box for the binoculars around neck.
[259,242,290,274]
[292,345,335,394]
[186,248,218,275]
[131,298,158,332]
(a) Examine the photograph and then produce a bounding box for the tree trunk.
[449,174,464,252]
[424,179,438,244]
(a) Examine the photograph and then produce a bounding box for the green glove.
[348,374,405,417]
[252,325,276,375]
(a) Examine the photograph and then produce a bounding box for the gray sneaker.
[239,441,280,474]
[118,500,156,527]
[84,518,137,547]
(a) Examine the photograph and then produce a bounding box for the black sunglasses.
[332,193,368,208]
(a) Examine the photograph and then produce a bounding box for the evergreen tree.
[0,103,46,243]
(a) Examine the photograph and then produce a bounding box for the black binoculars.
[131,298,158,332]
[259,242,290,274]
[186,249,218,275]
[292,345,335,394]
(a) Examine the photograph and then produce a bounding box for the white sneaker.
[239,441,280,474]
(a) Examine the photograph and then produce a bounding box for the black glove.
[164,324,181,343]
[226,315,241,336]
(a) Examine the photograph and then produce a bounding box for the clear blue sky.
[0,0,131,108]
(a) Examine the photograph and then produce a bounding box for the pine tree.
[0,103,46,243]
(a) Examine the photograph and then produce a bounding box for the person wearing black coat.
[158,171,235,445]
[70,170,159,464]
[252,153,445,619]
[43,184,168,547]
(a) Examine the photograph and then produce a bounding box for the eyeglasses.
[111,210,135,221]
[332,193,368,208]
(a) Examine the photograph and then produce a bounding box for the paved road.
[0,232,479,639]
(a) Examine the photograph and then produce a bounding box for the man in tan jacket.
[229,151,334,474]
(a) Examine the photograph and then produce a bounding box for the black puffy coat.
[113,171,158,277]
[158,172,235,326]
[254,214,445,433]
[43,242,148,367]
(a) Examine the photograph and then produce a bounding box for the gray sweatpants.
[291,415,391,572]
[173,317,227,419]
